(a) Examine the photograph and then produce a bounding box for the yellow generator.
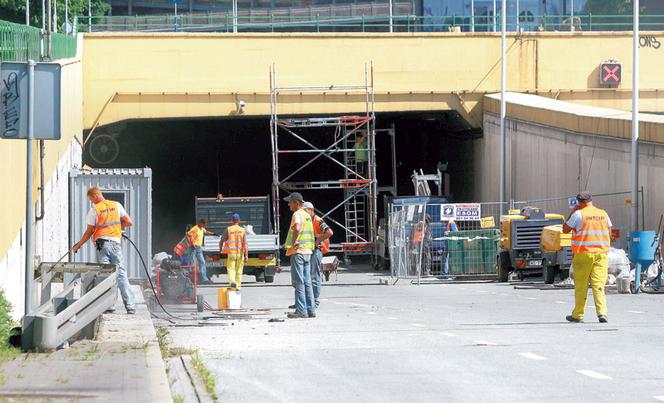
[496,207,565,282]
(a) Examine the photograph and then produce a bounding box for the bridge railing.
[74,13,664,33]
[0,19,77,62]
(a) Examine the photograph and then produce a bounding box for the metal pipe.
[493,0,496,32]
[388,0,393,32]
[632,0,640,232]
[570,0,575,31]
[47,0,51,59]
[233,0,238,33]
[88,0,91,32]
[500,0,507,212]
[53,0,57,32]
[42,0,45,30]
[25,60,36,318]
[26,0,30,25]
[35,140,46,221]
[516,0,519,31]
[470,0,475,32]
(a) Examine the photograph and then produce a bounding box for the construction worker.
[72,187,136,314]
[220,213,248,289]
[283,192,316,319]
[188,218,216,285]
[303,202,333,307]
[354,133,369,175]
[563,191,612,323]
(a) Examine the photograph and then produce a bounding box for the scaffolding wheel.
[196,295,205,312]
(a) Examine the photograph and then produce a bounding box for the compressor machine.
[154,258,205,312]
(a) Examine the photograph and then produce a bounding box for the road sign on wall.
[1,62,61,140]
[599,62,621,85]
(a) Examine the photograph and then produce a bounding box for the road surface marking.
[526,297,537,300]
[474,340,497,346]
[519,352,547,361]
[653,396,664,401]
[576,370,612,380]
[628,310,644,314]
[412,323,426,328]
[439,332,456,337]
[387,317,398,320]
[555,300,566,304]
[367,312,376,315]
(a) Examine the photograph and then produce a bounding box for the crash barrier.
[385,191,643,281]
[22,262,117,352]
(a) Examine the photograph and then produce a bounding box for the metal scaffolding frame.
[269,64,377,259]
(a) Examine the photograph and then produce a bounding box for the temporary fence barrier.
[386,190,643,282]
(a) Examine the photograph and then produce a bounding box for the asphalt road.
[164,267,664,403]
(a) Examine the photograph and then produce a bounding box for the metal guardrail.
[22,262,117,352]
[74,13,664,33]
[0,19,77,62]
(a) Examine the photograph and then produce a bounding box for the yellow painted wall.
[0,58,83,262]
[83,31,664,130]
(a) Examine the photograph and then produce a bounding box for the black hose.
[122,233,199,322]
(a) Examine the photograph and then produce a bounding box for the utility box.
[69,168,152,279]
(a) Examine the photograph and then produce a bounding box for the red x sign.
[600,62,621,84]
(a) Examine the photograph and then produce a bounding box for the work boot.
[286,312,307,319]
[598,315,608,323]
[126,308,136,315]
[288,304,296,309]
[308,312,317,318]
[566,315,583,323]
[315,300,320,307]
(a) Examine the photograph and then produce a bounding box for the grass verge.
[191,351,218,401]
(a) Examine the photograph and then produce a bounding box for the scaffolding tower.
[269,64,377,261]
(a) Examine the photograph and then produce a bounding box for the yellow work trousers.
[226,254,245,289]
[572,252,608,319]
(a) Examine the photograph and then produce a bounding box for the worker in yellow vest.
[283,192,317,319]
[303,202,333,307]
[563,191,612,323]
[220,213,248,289]
[187,218,216,284]
[72,187,136,314]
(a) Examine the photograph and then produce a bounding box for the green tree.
[1,0,109,29]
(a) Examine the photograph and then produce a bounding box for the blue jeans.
[310,249,323,304]
[97,240,135,311]
[291,253,315,315]
[193,247,209,282]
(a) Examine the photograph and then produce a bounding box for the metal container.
[69,168,152,279]
[627,231,658,268]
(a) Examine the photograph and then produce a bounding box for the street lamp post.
[500,0,507,212]
[632,0,640,231]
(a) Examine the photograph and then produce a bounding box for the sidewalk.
[0,286,171,402]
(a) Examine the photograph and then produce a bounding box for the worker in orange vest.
[72,186,136,314]
[303,202,333,307]
[563,191,612,323]
[220,213,249,289]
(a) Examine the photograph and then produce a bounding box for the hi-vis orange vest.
[222,225,247,256]
[313,216,330,254]
[93,200,122,241]
[412,221,426,244]
[571,205,611,254]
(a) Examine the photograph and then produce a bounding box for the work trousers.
[226,254,245,289]
[310,248,323,305]
[193,247,210,282]
[572,252,608,319]
[97,240,135,311]
[291,253,315,316]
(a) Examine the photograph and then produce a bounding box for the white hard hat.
[303,202,314,209]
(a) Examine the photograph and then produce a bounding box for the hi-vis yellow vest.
[222,225,247,256]
[93,200,122,241]
[571,205,611,254]
[285,209,315,255]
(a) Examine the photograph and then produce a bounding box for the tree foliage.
[1,0,109,29]
[584,0,639,15]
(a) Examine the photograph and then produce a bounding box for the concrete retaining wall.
[475,112,664,237]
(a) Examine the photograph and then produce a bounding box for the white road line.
[367,312,376,315]
[387,317,398,320]
[412,323,426,328]
[555,300,566,304]
[526,297,537,300]
[653,396,664,401]
[628,310,644,314]
[576,370,612,380]
[439,332,456,337]
[474,340,497,346]
[519,352,547,361]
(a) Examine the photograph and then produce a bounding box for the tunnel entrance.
[85,112,479,253]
